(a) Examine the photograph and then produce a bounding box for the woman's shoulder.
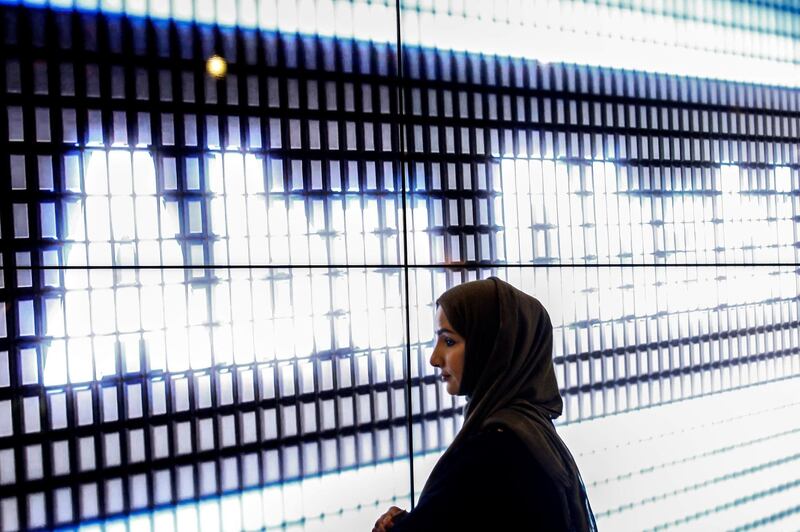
[462,424,557,482]
[457,424,569,528]
[461,423,534,465]
[466,422,521,446]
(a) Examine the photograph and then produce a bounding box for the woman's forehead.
[433,307,450,325]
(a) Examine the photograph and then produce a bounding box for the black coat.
[388,424,569,532]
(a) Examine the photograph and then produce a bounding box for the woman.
[373,276,597,531]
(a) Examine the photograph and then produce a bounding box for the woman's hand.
[372,506,408,532]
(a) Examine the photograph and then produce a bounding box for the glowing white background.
[3,1,798,530]
[9,0,800,87]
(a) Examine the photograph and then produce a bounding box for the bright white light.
[44,148,410,385]
[11,0,800,87]
[205,54,227,78]
[42,341,68,386]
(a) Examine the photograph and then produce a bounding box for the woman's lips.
[441,374,450,381]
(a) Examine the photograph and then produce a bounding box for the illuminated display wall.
[1,1,799,530]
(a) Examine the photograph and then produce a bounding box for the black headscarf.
[422,275,598,532]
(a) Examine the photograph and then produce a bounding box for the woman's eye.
[444,338,455,347]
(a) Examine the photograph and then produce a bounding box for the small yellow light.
[206,54,227,79]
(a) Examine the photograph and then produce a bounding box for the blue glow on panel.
[1,0,799,85]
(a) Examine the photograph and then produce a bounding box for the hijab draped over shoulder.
[421,275,598,532]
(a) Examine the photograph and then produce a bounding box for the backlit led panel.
[0,267,412,530]
[5,0,799,86]
[409,266,800,422]
[398,0,800,86]
[2,1,405,269]
[1,0,800,530]
[403,54,800,265]
[406,262,800,529]
[0,2,413,530]
[399,2,800,531]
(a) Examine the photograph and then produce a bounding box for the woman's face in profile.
[430,306,466,396]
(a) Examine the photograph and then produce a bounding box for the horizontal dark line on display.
[2,11,799,118]
[2,262,799,270]
[6,91,800,135]
[3,50,800,119]
[558,321,800,365]
[732,502,800,531]
[4,143,800,166]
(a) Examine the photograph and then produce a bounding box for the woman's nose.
[429,349,440,368]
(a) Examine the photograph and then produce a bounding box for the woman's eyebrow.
[436,328,456,335]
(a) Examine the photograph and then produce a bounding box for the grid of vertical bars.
[0,4,412,529]
[404,51,800,265]
[1,1,799,530]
